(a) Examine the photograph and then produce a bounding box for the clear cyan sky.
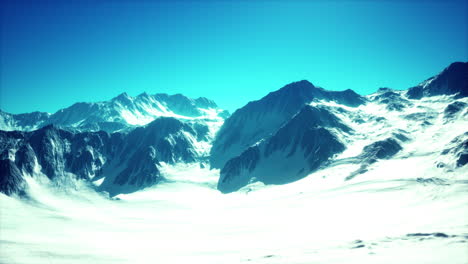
[1,0,467,114]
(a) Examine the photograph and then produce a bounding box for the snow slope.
[0,153,467,264]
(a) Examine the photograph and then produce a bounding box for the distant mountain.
[0,92,229,133]
[210,80,365,169]
[0,111,51,132]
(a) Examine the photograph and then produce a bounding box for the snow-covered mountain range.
[213,62,467,192]
[0,92,229,133]
[0,62,467,264]
[0,92,228,196]
[0,62,467,197]
[0,117,217,196]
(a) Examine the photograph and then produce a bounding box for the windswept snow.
[1,156,467,264]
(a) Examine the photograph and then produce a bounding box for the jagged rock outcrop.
[0,159,26,196]
[371,89,412,111]
[444,101,467,119]
[345,138,403,180]
[440,132,468,168]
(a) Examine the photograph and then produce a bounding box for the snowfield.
[1,160,467,264]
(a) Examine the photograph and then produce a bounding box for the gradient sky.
[1,0,467,114]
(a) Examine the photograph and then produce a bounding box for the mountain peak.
[210,79,364,169]
[195,97,218,108]
[294,79,314,85]
[446,61,467,72]
[113,92,133,102]
[138,92,150,98]
[407,61,468,99]
[282,80,315,90]
[264,80,321,102]
[377,87,393,93]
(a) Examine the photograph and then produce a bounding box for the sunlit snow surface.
[1,94,468,263]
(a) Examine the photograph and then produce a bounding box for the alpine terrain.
[0,62,467,264]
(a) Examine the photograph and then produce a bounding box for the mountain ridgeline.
[0,92,228,133]
[1,62,467,196]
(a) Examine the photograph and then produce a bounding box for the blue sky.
[1,0,467,114]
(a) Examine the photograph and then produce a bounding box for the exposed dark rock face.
[407,62,468,99]
[440,132,468,168]
[407,233,450,238]
[121,117,198,164]
[402,112,438,122]
[15,144,37,176]
[219,146,261,193]
[218,106,348,193]
[406,86,424,99]
[361,138,403,162]
[372,91,411,111]
[346,138,403,180]
[392,131,410,142]
[454,139,468,167]
[444,101,467,119]
[192,122,210,141]
[0,159,26,196]
[458,152,468,167]
[113,146,160,188]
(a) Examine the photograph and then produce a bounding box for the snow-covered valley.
[1,159,467,264]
